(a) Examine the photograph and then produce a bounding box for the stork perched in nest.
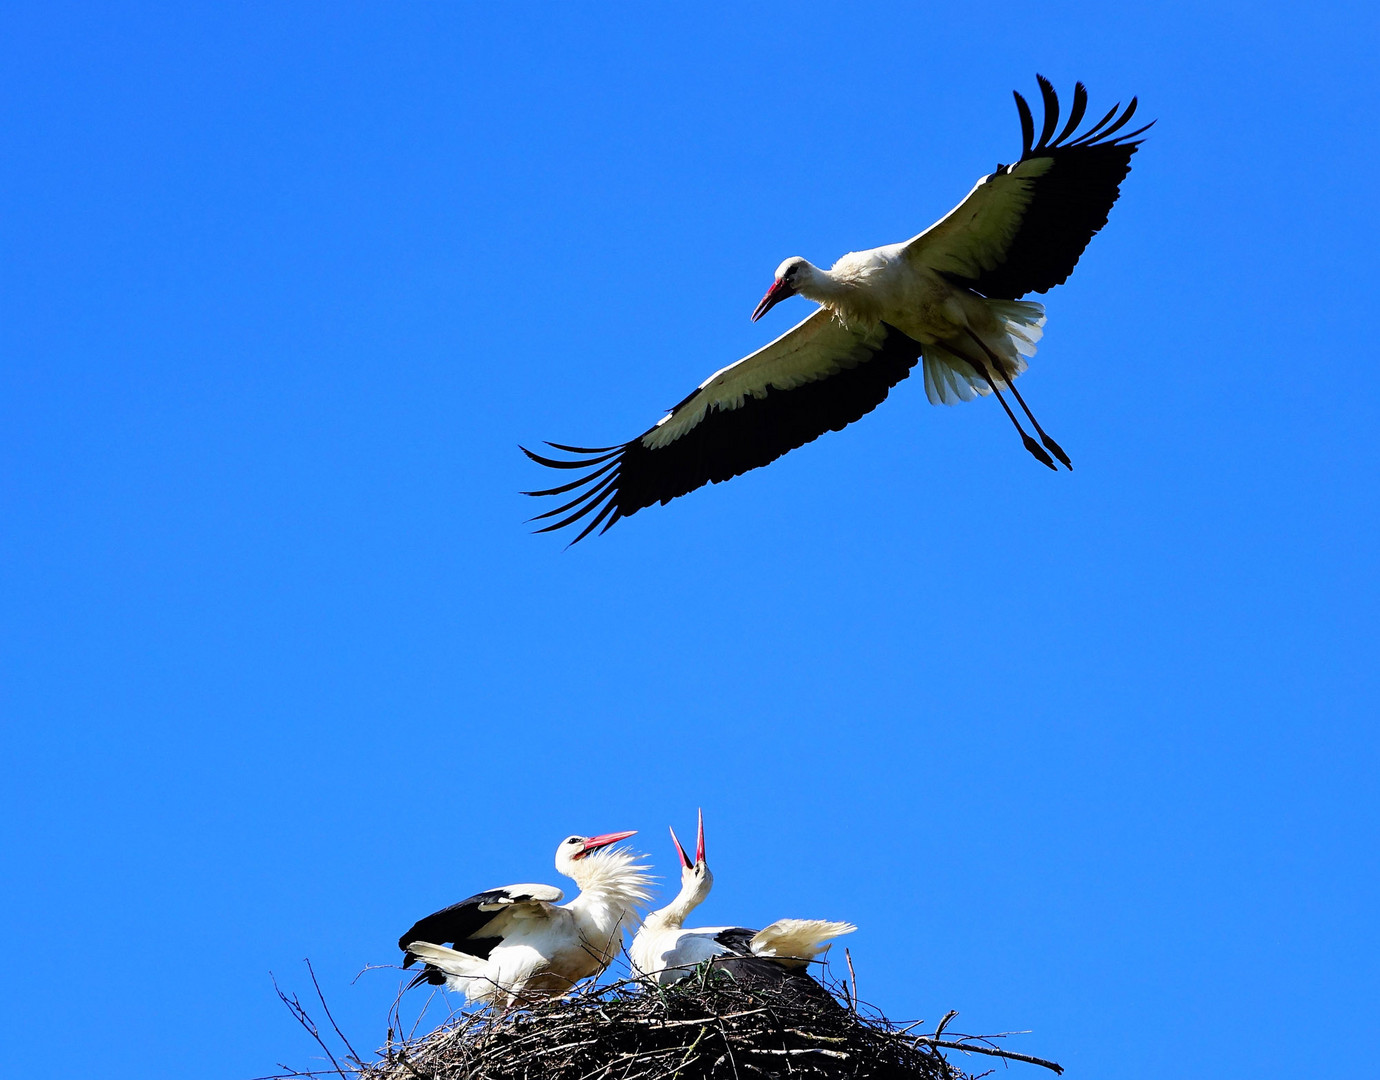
[398,831,652,1008]
[630,812,855,990]
[525,76,1152,541]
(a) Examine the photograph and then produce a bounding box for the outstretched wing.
[398,883,564,966]
[905,76,1152,299]
[523,310,923,542]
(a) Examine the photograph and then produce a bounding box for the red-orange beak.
[670,810,707,869]
[751,278,797,322]
[669,825,693,869]
[574,829,637,859]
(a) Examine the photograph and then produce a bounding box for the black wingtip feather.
[1092,96,1139,142]
[529,470,619,523]
[569,496,619,545]
[544,440,623,454]
[532,474,620,533]
[521,458,620,499]
[520,444,621,470]
[1069,101,1123,146]
[1118,118,1157,144]
[598,508,624,536]
[1053,81,1089,145]
[1036,75,1060,149]
[1013,90,1035,157]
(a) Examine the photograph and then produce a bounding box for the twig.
[844,948,859,1016]
[714,1016,742,1080]
[620,1008,768,1027]
[307,958,364,1066]
[923,1038,1063,1074]
[785,1028,847,1043]
[747,1047,850,1060]
[271,972,349,1080]
[670,1027,706,1079]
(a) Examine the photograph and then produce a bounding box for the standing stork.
[524,77,1152,541]
[398,831,651,1008]
[630,812,855,989]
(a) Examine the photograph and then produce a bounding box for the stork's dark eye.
[566,836,581,845]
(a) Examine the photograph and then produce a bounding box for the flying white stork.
[524,77,1152,541]
[398,831,652,1008]
[629,811,855,989]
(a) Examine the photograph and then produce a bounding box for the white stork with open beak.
[398,831,651,1008]
[525,77,1152,541]
[629,812,855,988]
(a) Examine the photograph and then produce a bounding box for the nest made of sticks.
[270,960,1063,1080]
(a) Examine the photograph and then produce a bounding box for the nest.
[269,962,1062,1080]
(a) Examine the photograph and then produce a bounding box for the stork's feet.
[1023,433,1058,471]
[1041,434,1072,470]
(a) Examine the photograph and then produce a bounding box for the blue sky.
[2,3,1377,1078]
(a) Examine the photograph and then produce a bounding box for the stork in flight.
[524,77,1151,541]
[398,831,651,1008]
[629,811,855,989]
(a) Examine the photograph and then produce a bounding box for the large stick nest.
[270,962,1062,1080]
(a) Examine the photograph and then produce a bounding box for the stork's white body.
[642,251,1045,458]
[400,834,651,1008]
[630,814,854,987]
[632,915,856,987]
[780,244,1013,351]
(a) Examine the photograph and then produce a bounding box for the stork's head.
[554,830,638,879]
[751,257,810,321]
[669,809,713,903]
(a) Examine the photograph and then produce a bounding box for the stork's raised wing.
[398,883,564,967]
[905,77,1152,300]
[523,310,923,542]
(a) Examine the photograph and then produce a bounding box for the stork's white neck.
[792,260,848,305]
[641,867,713,933]
[792,250,896,327]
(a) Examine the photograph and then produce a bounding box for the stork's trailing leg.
[960,331,1055,470]
[963,328,1068,470]
[1004,377,1071,470]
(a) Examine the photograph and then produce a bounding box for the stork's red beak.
[669,810,707,869]
[669,825,693,870]
[574,829,637,859]
[751,278,796,322]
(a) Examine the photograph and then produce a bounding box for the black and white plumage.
[524,77,1151,541]
[629,812,855,991]
[398,831,651,1008]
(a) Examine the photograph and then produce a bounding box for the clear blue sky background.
[3,4,1377,1078]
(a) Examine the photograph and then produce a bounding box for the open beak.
[751,278,796,322]
[575,829,637,859]
[670,810,706,869]
[669,825,693,870]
